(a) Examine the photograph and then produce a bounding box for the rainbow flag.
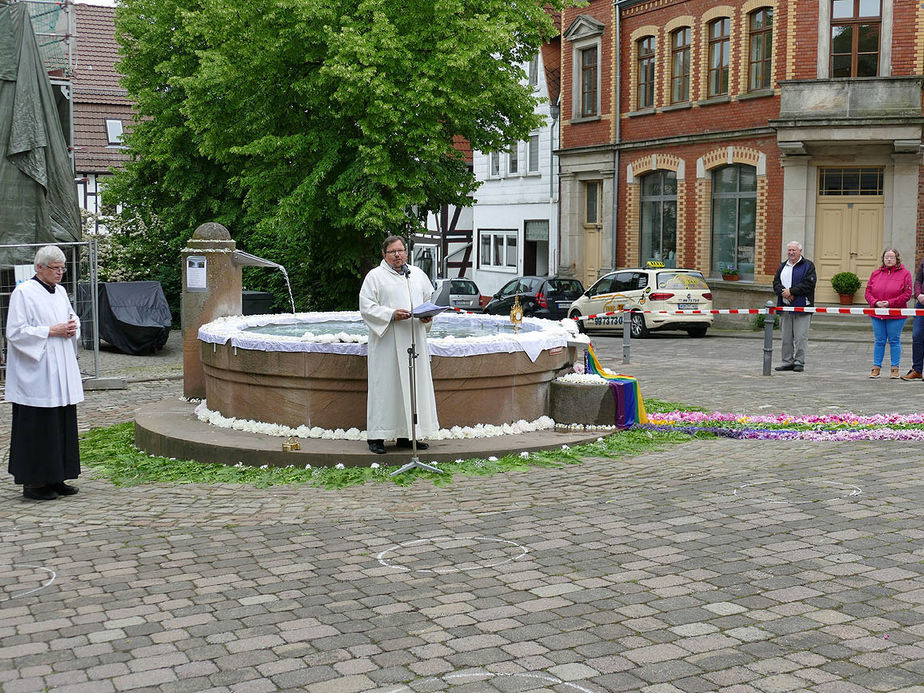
[585,344,648,427]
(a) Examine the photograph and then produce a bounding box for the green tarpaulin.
[0,3,81,267]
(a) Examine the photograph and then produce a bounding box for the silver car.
[430,277,483,312]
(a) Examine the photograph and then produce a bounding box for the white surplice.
[359,261,439,440]
[5,278,84,407]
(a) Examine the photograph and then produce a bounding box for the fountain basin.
[197,312,584,430]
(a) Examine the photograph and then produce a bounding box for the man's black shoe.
[50,482,78,496]
[396,438,429,450]
[367,439,386,454]
[793,364,804,372]
[774,363,795,371]
[23,486,58,501]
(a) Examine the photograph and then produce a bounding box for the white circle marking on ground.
[0,564,56,601]
[376,535,528,574]
[385,670,599,692]
[733,479,862,504]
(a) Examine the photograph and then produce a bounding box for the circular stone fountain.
[196,311,582,430]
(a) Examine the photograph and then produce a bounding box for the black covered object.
[97,282,171,355]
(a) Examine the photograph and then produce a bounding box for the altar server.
[359,235,439,454]
[6,245,83,500]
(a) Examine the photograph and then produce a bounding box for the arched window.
[707,18,730,97]
[671,28,691,103]
[637,36,655,109]
[831,0,880,77]
[711,165,756,280]
[640,170,677,268]
[748,9,773,90]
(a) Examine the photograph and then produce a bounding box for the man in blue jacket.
[772,241,817,372]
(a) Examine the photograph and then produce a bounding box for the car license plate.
[677,302,699,310]
[557,301,570,309]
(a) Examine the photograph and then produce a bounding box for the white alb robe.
[359,261,439,440]
[5,278,84,407]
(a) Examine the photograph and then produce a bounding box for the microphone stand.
[391,267,442,477]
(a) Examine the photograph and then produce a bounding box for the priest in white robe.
[359,235,439,454]
[6,245,83,500]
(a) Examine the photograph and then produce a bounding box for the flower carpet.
[645,411,924,441]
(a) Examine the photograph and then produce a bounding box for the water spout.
[232,250,296,313]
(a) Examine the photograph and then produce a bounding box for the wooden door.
[583,224,602,288]
[815,198,883,303]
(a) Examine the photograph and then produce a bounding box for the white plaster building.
[468,51,561,297]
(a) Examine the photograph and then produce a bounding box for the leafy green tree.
[106,0,566,311]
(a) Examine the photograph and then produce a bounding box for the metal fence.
[0,240,99,384]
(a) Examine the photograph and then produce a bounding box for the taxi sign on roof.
[646,260,665,268]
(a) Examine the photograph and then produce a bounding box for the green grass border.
[80,398,705,489]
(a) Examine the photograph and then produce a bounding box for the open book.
[412,302,451,319]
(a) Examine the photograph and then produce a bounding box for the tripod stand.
[391,279,442,477]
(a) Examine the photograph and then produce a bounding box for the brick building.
[558,0,924,306]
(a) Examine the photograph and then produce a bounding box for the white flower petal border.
[194,402,556,441]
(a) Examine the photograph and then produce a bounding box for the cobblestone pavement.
[1,327,922,692]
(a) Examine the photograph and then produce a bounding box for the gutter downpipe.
[612,0,623,272]
[550,99,560,275]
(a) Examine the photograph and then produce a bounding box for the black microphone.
[402,264,411,278]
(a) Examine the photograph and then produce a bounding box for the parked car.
[568,266,713,338]
[430,277,483,312]
[483,276,585,321]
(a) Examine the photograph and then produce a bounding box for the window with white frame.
[490,151,501,177]
[528,53,540,86]
[527,134,540,173]
[480,229,518,269]
[508,144,519,175]
[105,119,124,146]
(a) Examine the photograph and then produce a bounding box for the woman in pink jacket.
[865,248,913,378]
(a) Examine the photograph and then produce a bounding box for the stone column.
[779,153,811,258]
[181,223,242,399]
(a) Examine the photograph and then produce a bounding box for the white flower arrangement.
[193,402,556,441]
[556,372,612,385]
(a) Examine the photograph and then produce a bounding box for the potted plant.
[721,266,739,281]
[831,271,861,305]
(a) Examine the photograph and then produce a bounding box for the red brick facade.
[557,0,924,302]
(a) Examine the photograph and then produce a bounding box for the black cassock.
[8,403,80,485]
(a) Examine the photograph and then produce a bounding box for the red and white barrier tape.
[447,305,924,320]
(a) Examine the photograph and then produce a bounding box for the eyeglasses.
[385,249,407,256]
[44,265,66,274]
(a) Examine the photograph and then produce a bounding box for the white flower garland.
[556,372,611,385]
[193,402,556,440]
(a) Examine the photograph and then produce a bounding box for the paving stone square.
[0,327,922,691]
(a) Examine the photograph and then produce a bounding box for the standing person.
[773,241,817,372]
[6,246,83,500]
[865,248,912,379]
[359,235,439,454]
[900,253,924,381]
